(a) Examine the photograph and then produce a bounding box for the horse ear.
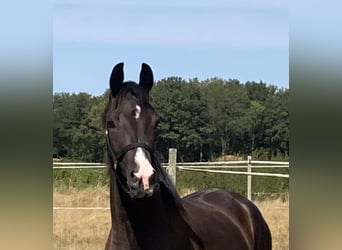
[110,62,124,97]
[139,63,154,92]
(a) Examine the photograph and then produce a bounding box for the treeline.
[53,78,289,163]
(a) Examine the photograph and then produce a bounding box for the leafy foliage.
[53,92,108,162]
[53,78,289,162]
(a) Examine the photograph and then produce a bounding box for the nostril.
[131,172,140,184]
[149,172,156,182]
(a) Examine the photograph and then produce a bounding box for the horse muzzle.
[129,182,160,199]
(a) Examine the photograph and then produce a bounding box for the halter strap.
[105,130,154,169]
[105,130,160,196]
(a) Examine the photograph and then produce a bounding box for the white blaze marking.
[134,147,154,190]
[134,105,141,119]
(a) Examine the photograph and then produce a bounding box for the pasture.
[53,187,288,250]
[53,156,289,249]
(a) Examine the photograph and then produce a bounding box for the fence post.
[167,148,177,186]
[247,155,252,200]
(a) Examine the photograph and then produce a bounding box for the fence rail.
[177,166,289,178]
[53,148,289,206]
[165,149,288,200]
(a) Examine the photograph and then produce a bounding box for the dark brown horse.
[103,63,272,250]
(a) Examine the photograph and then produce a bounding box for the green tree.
[151,77,210,161]
[262,88,289,157]
[202,79,251,156]
[248,100,266,152]
[53,78,289,162]
[53,92,107,162]
[245,81,270,103]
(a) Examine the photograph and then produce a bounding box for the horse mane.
[151,155,183,209]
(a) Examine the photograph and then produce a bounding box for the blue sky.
[53,0,288,96]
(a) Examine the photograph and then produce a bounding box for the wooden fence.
[53,148,289,200]
[165,149,288,200]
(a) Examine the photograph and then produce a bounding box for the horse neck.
[107,169,140,250]
[107,161,202,249]
[120,184,200,250]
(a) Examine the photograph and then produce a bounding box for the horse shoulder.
[181,189,270,250]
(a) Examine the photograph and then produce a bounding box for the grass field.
[53,187,288,250]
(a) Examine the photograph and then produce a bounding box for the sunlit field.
[53,187,288,250]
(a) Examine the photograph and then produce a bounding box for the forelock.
[102,81,150,126]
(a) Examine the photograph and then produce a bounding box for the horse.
[103,62,272,250]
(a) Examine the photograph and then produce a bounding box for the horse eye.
[107,120,115,128]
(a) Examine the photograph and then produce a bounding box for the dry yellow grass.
[53,187,288,250]
[255,199,289,250]
[53,187,111,250]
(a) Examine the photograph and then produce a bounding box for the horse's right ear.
[109,62,124,97]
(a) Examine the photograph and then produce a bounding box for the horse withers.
[103,62,272,250]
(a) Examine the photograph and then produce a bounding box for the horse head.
[103,62,160,199]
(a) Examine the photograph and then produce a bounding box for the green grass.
[53,168,109,191]
[53,166,288,201]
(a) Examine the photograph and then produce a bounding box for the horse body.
[103,62,272,250]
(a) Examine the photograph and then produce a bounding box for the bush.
[53,168,109,191]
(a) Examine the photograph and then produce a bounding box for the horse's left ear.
[139,63,154,92]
